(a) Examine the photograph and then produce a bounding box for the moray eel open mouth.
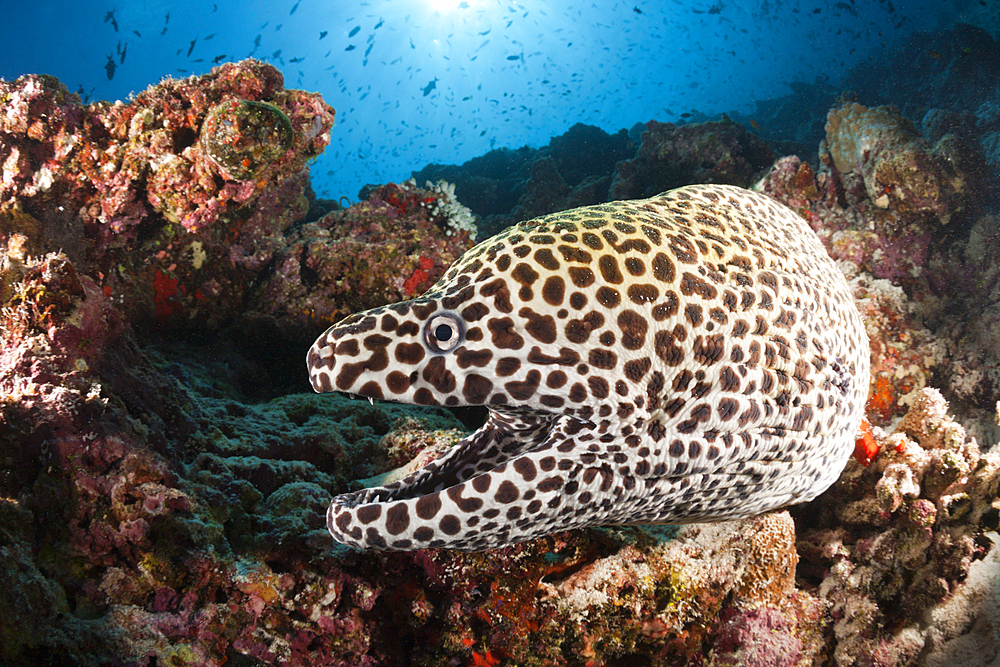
[323,406,571,550]
[308,184,870,551]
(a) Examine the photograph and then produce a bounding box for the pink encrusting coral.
[0,60,335,330]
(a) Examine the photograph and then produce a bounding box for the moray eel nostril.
[307,184,870,551]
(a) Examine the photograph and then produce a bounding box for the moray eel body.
[307,184,870,551]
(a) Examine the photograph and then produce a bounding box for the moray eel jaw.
[308,184,870,551]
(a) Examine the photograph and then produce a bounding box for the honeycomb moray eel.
[307,184,870,551]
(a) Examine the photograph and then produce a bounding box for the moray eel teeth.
[307,184,870,551]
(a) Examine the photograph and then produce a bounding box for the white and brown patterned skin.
[307,184,870,551]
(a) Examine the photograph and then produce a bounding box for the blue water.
[0,0,968,201]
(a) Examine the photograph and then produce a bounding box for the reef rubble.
[1,60,999,667]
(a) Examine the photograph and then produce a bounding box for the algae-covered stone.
[200,98,294,180]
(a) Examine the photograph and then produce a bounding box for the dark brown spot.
[565,311,605,344]
[625,257,646,276]
[627,284,659,304]
[651,252,676,283]
[599,255,624,284]
[692,334,725,365]
[718,397,739,421]
[359,381,384,399]
[496,357,521,376]
[447,486,484,513]
[569,292,587,309]
[673,369,694,392]
[462,374,493,403]
[680,272,718,300]
[505,369,541,400]
[412,302,437,321]
[413,388,439,405]
[654,330,685,366]
[534,248,560,271]
[385,504,410,535]
[454,348,492,368]
[722,290,738,311]
[415,493,442,520]
[546,370,567,388]
[589,349,617,370]
[487,317,525,349]
[423,356,457,393]
[495,254,511,272]
[568,266,596,288]
[588,376,610,398]
[336,339,360,357]
[685,304,703,327]
[613,219,637,234]
[520,307,557,344]
[542,275,566,306]
[461,302,489,322]
[513,457,537,481]
[641,225,662,245]
[624,358,651,382]
[356,505,382,524]
[494,480,520,503]
[537,477,564,493]
[558,244,593,263]
[439,515,461,535]
[618,310,648,350]
[472,475,491,493]
[386,371,411,394]
[380,314,399,332]
[720,366,740,391]
[599,331,615,346]
[652,291,680,321]
[479,278,513,313]
[596,286,621,307]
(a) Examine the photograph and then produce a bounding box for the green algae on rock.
[200,99,294,181]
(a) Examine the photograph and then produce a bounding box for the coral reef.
[2,50,1000,666]
[0,60,335,331]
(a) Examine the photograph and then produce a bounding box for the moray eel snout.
[307,184,870,551]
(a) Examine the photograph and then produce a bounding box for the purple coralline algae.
[1,59,999,667]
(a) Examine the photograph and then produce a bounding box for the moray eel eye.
[425,313,463,352]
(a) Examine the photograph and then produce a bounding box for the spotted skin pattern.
[307,184,870,551]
